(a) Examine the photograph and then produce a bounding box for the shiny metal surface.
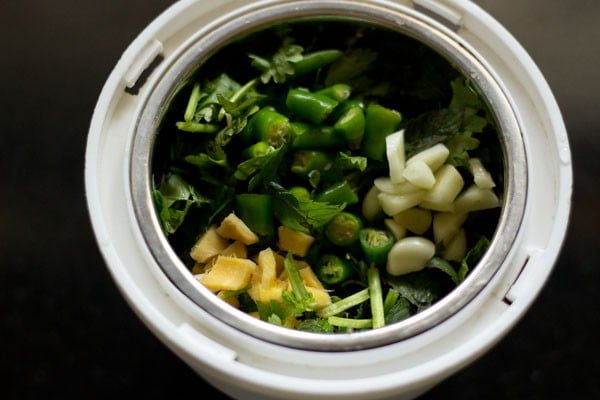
[129,0,527,351]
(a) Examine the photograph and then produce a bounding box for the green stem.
[328,316,372,329]
[317,288,369,318]
[184,82,202,122]
[368,265,385,329]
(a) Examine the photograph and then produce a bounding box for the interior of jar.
[130,1,526,351]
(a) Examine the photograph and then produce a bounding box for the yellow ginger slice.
[258,248,277,289]
[299,266,325,291]
[221,241,248,258]
[217,213,259,245]
[277,226,315,257]
[306,287,332,309]
[199,255,256,292]
[258,280,287,303]
[190,225,230,263]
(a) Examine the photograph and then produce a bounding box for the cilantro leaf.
[234,146,286,191]
[152,174,210,235]
[282,253,317,313]
[249,38,304,84]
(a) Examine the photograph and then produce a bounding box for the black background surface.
[1,1,598,399]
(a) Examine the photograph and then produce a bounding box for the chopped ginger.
[277,226,315,257]
[199,255,256,292]
[217,213,259,245]
[190,225,230,263]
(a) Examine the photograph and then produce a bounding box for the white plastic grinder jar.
[85,1,572,399]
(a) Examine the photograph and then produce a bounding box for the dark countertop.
[1,1,598,399]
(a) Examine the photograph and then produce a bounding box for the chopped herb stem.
[317,288,369,318]
[368,265,385,329]
[176,121,220,133]
[328,316,372,329]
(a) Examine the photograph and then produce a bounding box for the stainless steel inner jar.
[129,0,526,351]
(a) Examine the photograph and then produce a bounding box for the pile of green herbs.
[151,22,502,333]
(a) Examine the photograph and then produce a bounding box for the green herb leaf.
[295,318,335,333]
[152,174,209,235]
[426,256,460,285]
[234,146,285,191]
[249,38,304,84]
[459,235,491,283]
[271,183,345,234]
[384,296,411,325]
[282,253,317,313]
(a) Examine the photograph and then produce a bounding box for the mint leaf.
[271,183,344,234]
[426,256,460,285]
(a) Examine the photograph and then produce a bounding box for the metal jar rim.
[129,0,527,352]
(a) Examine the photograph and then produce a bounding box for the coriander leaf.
[295,318,335,333]
[152,174,209,235]
[234,146,285,191]
[249,38,304,84]
[449,77,483,110]
[256,300,295,326]
[282,253,317,313]
[445,131,480,168]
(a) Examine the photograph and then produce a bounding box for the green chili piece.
[316,83,352,102]
[290,150,333,177]
[241,141,275,159]
[291,49,344,77]
[314,181,358,205]
[334,105,365,150]
[291,123,345,149]
[286,89,339,124]
[325,212,363,246]
[316,254,353,285]
[359,228,395,267]
[235,193,274,238]
[362,103,403,161]
[242,106,291,146]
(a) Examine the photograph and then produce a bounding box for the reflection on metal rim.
[129,0,527,351]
